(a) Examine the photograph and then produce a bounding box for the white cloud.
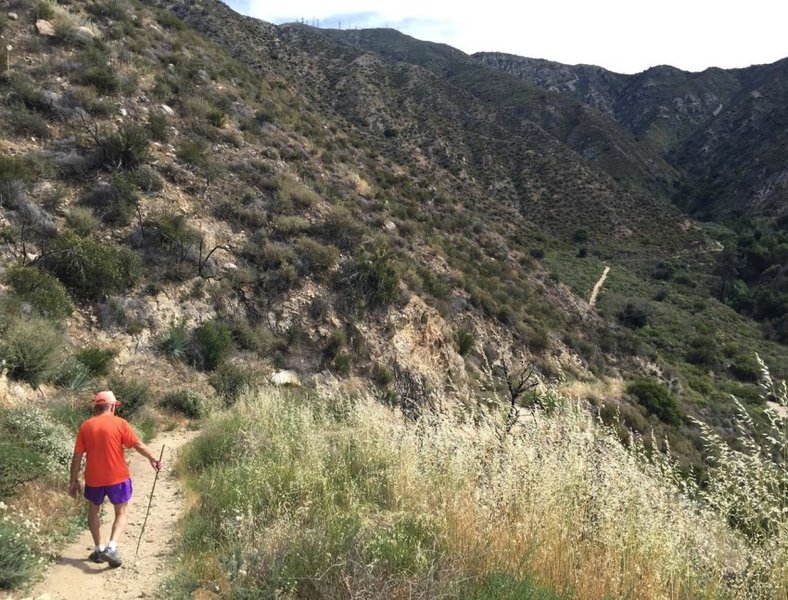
[229,0,788,73]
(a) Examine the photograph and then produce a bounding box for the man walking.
[69,391,161,568]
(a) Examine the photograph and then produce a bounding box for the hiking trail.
[12,428,197,600]
[588,265,611,307]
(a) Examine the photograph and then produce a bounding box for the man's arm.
[133,442,162,471]
[69,452,83,498]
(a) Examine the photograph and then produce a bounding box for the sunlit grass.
[166,372,787,599]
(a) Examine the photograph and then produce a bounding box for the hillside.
[0,0,787,594]
[477,51,788,345]
[475,52,788,221]
[0,0,783,456]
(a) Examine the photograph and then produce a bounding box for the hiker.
[68,390,162,568]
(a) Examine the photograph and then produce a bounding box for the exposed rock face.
[387,295,468,399]
[35,19,55,36]
[473,52,626,117]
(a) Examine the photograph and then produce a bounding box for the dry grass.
[168,372,788,599]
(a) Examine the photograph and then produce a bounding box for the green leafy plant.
[40,232,141,301]
[147,112,169,142]
[160,390,208,418]
[82,66,119,94]
[0,441,47,498]
[0,316,65,387]
[108,376,152,419]
[75,346,114,377]
[191,319,232,371]
[159,321,189,360]
[3,265,73,320]
[341,242,400,309]
[98,124,150,171]
[64,206,100,236]
[455,329,475,356]
[208,363,254,407]
[626,378,682,425]
[0,519,38,588]
[79,174,138,225]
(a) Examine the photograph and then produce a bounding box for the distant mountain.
[475,52,788,221]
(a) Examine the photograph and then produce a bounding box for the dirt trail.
[588,265,611,307]
[12,428,196,600]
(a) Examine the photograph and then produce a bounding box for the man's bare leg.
[87,501,102,547]
[109,502,128,546]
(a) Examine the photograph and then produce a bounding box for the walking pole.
[134,444,165,563]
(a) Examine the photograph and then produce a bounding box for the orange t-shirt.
[74,414,140,487]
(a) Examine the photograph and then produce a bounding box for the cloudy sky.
[222,0,786,74]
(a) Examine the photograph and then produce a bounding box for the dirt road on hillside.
[10,428,196,600]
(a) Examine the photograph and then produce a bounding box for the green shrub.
[455,329,475,356]
[54,357,93,393]
[191,319,232,371]
[729,353,762,383]
[626,378,682,425]
[686,336,718,367]
[100,124,150,171]
[1,406,73,470]
[160,390,208,418]
[342,242,400,309]
[207,109,226,128]
[79,174,138,225]
[332,352,352,376]
[0,519,38,589]
[7,106,51,139]
[4,265,73,320]
[64,206,100,236]
[75,346,114,377]
[0,316,65,387]
[294,237,339,278]
[147,112,169,142]
[40,232,141,301]
[82,66,119,94]
[0,156,36,186]
[318,206,365,251]
[209,363,253,407]
[176,139,207,167]
[0,440,47,498]
[617,300,652,329]
[371,363,393,387]
[158,321,189,360]
[128,164,164,193]
[34,0,55,20]
[108,376,152,419]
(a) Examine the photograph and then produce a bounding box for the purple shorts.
[84,479,133,505]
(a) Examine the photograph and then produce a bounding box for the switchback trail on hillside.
[17,428,197,600]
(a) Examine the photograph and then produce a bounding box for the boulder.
[35,19,55,36]
[8,12,18,20]
[73,26,96,44]
[160,104,175,116]
[271,370,301,387]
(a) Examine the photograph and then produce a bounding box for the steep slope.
[674,58,788,220]
[318,28,679,200]
[146,2,688,247]
[476,52,788,220]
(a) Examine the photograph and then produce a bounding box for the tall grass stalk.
[168,378,786,599]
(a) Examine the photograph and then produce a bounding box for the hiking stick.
[134,444,165,563]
